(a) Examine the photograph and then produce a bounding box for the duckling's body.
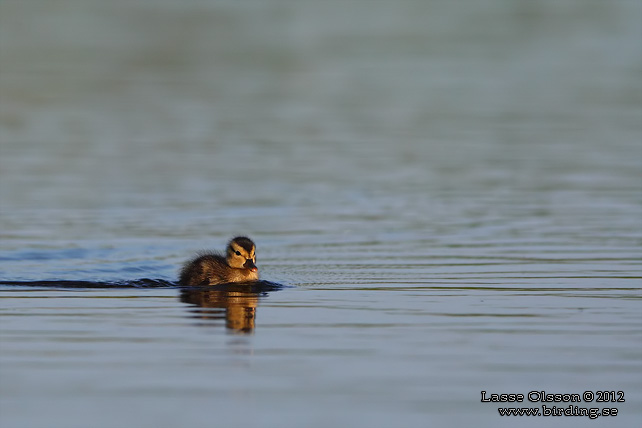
[179,236,259,286]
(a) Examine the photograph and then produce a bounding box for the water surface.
[1,1,641,427]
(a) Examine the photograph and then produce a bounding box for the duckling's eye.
[235,251,241,256]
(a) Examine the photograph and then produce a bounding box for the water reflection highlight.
[179,281,284,333]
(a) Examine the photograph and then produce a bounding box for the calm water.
[1,1,641,427]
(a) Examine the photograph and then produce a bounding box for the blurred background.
[1,1,641,427]
[2,0,639,262]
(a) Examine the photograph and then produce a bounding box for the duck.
[179,236,259,286]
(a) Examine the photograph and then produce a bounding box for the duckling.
[179,236,259,286]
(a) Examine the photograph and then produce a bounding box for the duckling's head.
[226,236,258,272]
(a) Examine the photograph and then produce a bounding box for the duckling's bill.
[244,259,258,272]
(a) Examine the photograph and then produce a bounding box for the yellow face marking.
[226,239,257,272]
[230,243,255,261]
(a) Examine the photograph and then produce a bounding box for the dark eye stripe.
[235,251,241,256]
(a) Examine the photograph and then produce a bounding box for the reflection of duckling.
[179,236,259,286]
[180,281,282,333]
[180,287,259,333]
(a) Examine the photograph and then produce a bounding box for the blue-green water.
[1,1,641,427]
